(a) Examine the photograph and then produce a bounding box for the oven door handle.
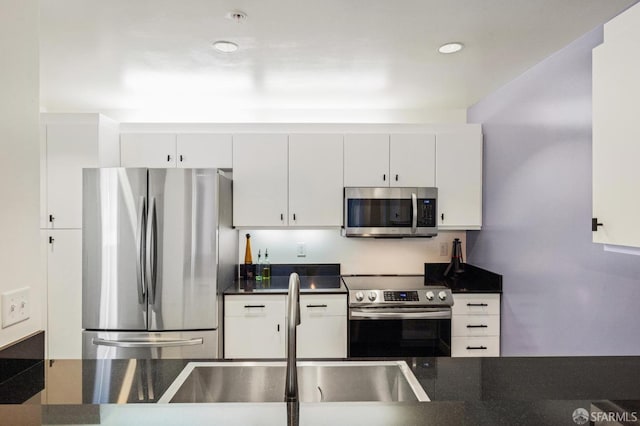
[350,309,451,320]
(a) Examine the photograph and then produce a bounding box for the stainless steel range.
[343,275,453,357]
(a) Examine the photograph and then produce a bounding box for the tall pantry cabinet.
[40,113,120,359]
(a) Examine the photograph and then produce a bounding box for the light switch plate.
[1,287,30,328]
[296,242,306,257]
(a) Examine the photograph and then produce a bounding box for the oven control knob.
[355,291,365,302]
[368,291,377,301]
[438,291,448,301]
[425,291,435,301]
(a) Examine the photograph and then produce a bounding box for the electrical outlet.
[2,287,30,328]
[296,242,306,257]
[440,242,449,257]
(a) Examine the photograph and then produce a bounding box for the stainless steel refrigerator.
[82,168,236,359]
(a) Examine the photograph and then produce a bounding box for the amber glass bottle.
[244,233,254,279]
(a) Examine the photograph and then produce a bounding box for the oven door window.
[347,199,412,228]
[349,319,451,357]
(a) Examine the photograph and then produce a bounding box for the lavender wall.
[467,27,640,356]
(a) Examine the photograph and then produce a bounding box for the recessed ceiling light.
[225,10,247,23]
[438,42,464,54]
[213,41,239,53]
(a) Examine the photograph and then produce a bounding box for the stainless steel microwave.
[343,187,438,237]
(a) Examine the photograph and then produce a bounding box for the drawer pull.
[306,304,328,308]
[466,346,488,350]
[467,303,488,307]
[244,304,266,308]
[466,324,488,328]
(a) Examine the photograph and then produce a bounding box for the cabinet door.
[233,134,289,227]
[224,296,286,359]
[46,123,98,229]
[47,230,82,359]
[344,134,390,187]
[297,295,347,358]
[390,134,436,187]
[176,134,232,169]
[592,24,640,247]
[289,134,344,227]
[120,134,176,167]
[436,132,483,229]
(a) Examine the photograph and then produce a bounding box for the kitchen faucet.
[285,272,301,402]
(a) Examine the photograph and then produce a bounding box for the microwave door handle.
[411,192,418,234]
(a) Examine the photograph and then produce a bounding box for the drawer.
[300,294,347,317]
[451,336,500,357]
[452,293,500,316]
[224,295,286,317]
[452,315,500,337]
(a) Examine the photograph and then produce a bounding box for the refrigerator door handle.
[92,337,203,348]
[136,197,147,304]
[146,197,158,306]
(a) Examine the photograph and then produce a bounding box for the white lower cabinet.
[451,293,501,357]
[224,293,347,359]
[47,230,82,359]
[297,294,347,358]
[224,295,286,359]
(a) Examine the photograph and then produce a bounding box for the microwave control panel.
[417,198,436,227]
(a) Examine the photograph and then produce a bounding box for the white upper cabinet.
[42,114,119,229]
[344,133,436,188]
[436,131,483,230]
[344,134,390,187]
[233,134,289,227]
[120,133,177,167]
[289,134,344,227]
[592,3,640,247]
[390,134,436,187]
[176,134,232,169]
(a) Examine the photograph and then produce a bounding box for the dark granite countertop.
[425,263,503,293]
[3,356,640,425]
[225,275,347,295]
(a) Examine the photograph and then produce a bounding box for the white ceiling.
[40,0,637,122]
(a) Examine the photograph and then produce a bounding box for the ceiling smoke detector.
[212,40,239,53]
[225,10,247,23]
[438,42,464,54]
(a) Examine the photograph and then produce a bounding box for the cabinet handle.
[592,218,603,232]
[466,346,488,350]
[244,304,266,308]
[395,174,399,181]
[383,174,386,181]
[167,155,171,162]
[49,214,55,223]
[277,324,280,332]
[441,213,444,221]
[293,213,296,221]
[306,304,328,308]
[466,324,488,328]
[467,303,488,307]
[281,213,284,221]
[49,236,55,244]
[179,154,184,162]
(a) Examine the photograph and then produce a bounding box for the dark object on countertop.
[443,238,464,277]
[425,263,502,293]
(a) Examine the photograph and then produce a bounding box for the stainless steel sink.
[158,361,429,403]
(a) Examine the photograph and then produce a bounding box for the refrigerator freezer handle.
[92,338,203,348]
[136,197,147,304]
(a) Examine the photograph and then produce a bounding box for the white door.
[436,132,483,229]
[224,296,286,359]
[297,295,347,358]
[47,230,82,359]
[46,123,98,229]
[592,23,640,247]
[289,134,344,227]
[390,134,436,187]
[344,134,390,187]
[120,133,177,167]
[233,134,289,227]
[176,134,232,169]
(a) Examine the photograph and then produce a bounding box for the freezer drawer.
[83,330,218,359]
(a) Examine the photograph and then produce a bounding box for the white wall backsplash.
[237,229,466,275]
